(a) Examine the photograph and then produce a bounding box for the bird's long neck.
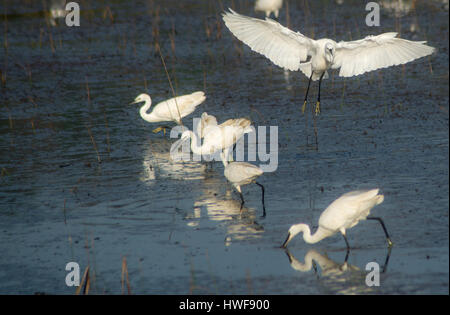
[297,224,331,244]
[139,95,155,122]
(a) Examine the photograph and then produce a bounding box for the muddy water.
[0,0,448,294]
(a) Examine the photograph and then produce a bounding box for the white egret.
[181,117,253,163]
[254,0,283,19]
[222,9,435,114]
[223,160,266,217]
[131,91,205,133]
[195,112,219,138]
[281,189,392,250]
[195,112,252,162]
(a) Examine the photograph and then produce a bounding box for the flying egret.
[131,91,205,134]
[222,9,435,114]
[181,117,253,164]
[223,160,266,217]
[254,0,283,19]
[281,189,393,250]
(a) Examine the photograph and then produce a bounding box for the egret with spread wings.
[222,9,435,115]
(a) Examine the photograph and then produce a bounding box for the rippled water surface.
[0,0,448,294]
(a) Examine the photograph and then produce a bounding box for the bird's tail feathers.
[191,91,206,106]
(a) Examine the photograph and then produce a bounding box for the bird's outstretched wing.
[332,32,435,77]
[222,9,315,71]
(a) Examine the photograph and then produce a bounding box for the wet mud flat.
[0,0,448,294]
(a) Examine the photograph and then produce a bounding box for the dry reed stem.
[75,266,90,295]
[86,125,101,163]
[121,256,132,295]
[157,45,183,125]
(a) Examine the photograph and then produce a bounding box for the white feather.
[222,9,314,72]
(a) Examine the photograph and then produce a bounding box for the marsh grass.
[121,256,132,295]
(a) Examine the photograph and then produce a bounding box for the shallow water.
[0,0,448,294]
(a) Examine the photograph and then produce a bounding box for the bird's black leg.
[302,72,314,113]
[315,72,326,115]
[255,181,266,217]
[342,233,351,252]
[367,216,393,247]
[382,246,392,273]
[344,248,350,263]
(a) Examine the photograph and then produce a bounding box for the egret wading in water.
[223,160,266,217]
[281,189,393,251]
[182,117,253,164]
[254,0,283,19]
[131,91,205,134]
[222,9,435,115]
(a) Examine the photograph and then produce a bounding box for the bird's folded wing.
[153,93,205,120]
[222,9,314,71]
[333,32,435,77]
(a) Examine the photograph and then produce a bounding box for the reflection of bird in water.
[48,0,67,26]
[282,189,393,251]
[131,91,205,134]
[284,249,391,294]
[285,249,359,275]
[189,178,264,244]
[140,139,206,183]
[255,0,283,19]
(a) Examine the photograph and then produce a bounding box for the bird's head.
[281,224,305,248]
[324,42,335,62]
[130,93,149,105]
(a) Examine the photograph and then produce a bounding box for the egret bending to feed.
[222,9,435,115]
[281,189,392,250]
[131,91,205,133]
[182,117,253,163]
[254,0,283,19]
[224,160,266,217]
